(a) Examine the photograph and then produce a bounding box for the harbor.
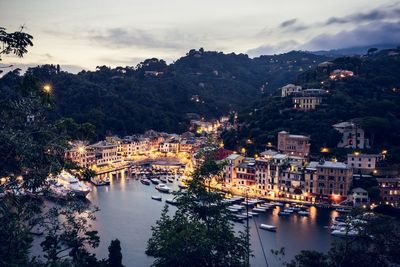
[86,174,339,267]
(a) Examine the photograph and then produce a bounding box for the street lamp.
[43,84,52,93]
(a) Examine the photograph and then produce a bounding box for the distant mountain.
[222,47,400,161]
[311,43,400,57]
[0,49,330,137]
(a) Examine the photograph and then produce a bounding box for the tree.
[108,239,124,267]
[0,26,33,61]
[146,155,250,267]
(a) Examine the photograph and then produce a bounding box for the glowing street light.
[43,84,52,93]
[241,147,246,154]
[78,145,86,154]
[320,147,330,153]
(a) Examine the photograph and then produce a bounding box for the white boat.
[151,195,162,201]
[249,212,259,216]
[150,178,161,184]
[227,208,239,213]
[260,224,277,231]
[167,178,174,183]
[160,177,168,183]
[331,227,359,237]
[155,183,171,193]
[253,207,267,213]
[283,209,294,213]
[271,202,284,207]
[278,211,291,216]
[53,171,91,197]
[298,210,310,216]
[166,198,177,205]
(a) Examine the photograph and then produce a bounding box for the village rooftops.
[90,141,116,148]
[278,131,309,139]
[226,154,242,160]
[308,160,349,169]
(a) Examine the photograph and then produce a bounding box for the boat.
[253,207,267,213]
[271,202,284,207]
[166,198,177,205]
[150,178,161,185]
[331,227,359,237]
[260,224,277,231]
[53,171,91,197]
[167,178,174,183]
[140,178,151,185]
[241,212,252,218]
[249,212,259,216]
[155,183,171,193]
[283,209,294,213]
[298,210,310,216]
[160,177,168,183]
[278,211,291,216]
[151,195,162,201]
[227,208,240,213]
[91,177,110,186]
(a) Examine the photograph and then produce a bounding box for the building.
[235,159,256,186]
[293,96,323,110]
[304,160,353,201]
[377,178,400,207]
[179,139,194,153]
[347,153,382,174]
[223,154,244,184]
[281,84,302,97]
[329,69,354,80]
[292,89,327,110]
[277,131,310,157]
[349,187,369,207]
[159,140,180,154]
[90,141,120,166]
[333,121,370,149]
[65,143,96,169]
[212,147,235,161]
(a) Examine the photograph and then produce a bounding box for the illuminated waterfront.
[87,175,338,267]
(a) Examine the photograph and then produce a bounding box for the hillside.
[0,49,330,137]
[222,48,400,163]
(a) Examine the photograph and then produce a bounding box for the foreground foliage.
[146,157,251,267]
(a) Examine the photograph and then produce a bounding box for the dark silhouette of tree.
[108,239,124,267]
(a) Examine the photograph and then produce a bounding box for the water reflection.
[87,177,335,267]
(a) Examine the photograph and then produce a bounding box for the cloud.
[247,40,299,56]
[325,5,400,25]
[280,19,297,28]
[88,27,199,51]
[300,21,400,51]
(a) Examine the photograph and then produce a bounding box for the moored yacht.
[155,183,171,193]
[52,171,91,198]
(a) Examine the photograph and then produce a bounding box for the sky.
[1,0,400,73]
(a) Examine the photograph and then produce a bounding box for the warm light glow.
[43,84,52,93]
[219,142,224,148]
[353,151,360,156]
[381,150,387,155]
[267,142,272,147]
[241,147,246,154]
[78,146,86,154]
[320,147,329,153]
[373,169,378,174]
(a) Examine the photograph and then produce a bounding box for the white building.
[223,154,244,184]
[281,84,302,97]
[90,141,120,166]
[349,187,369,207]
[333,121,370,149]
[347,153,381,174]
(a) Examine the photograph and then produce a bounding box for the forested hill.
[222,48,400,163]
[0,49,330,137]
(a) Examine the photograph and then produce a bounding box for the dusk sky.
[1,0,399,72]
